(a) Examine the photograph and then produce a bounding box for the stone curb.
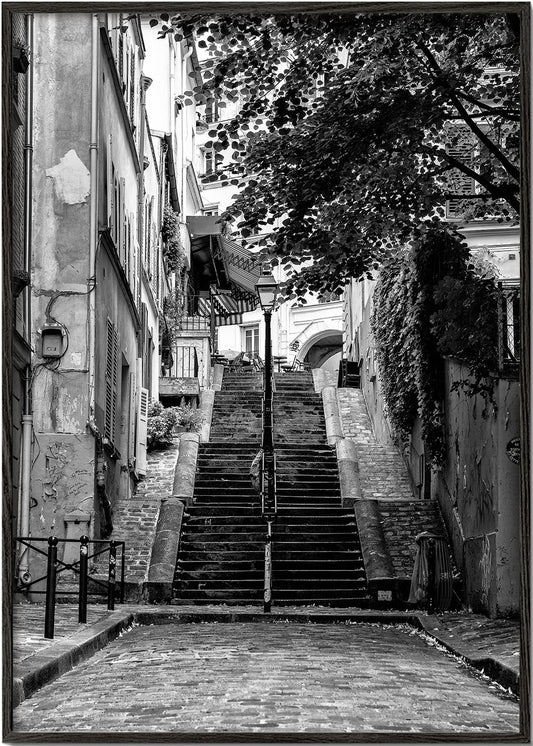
[13,610,136,707]
[321,386,343,444]
[336,438,362,504]
[13,608,518,706]
[199,388,215,443]
[171,432,199,501]
[145,433,199,603]
[353,499,395,587]
[416,615,520,695]
[312,368,326,393]
[145,498,186,603]
[212,363,224,391]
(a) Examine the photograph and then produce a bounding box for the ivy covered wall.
[344,226,520,616]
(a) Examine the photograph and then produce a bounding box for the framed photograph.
[3,1,529,741]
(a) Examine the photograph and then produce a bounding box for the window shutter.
[119,177,126,265]
[104,319,119,443]
[107,135,114,230]
[128,371,137,469]
[129,53,135,126]
[445,124,477,219]
[136,387,149,477]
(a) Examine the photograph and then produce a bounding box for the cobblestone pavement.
[12,604,112,666]
[336,389,413,500]
[13,620,519,735]
[93,440,180,589]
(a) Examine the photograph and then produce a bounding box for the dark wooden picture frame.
[2,1,530,741]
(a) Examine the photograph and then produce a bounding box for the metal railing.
[15,536,125,638]
[261,450,277,614]
[175,345,199,378]
[178,316,210,332]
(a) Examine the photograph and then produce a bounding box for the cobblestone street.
[13,621,519,736]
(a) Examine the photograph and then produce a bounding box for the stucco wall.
[435,360,520,616]
[354,294,394,446]
[30,14,95,547]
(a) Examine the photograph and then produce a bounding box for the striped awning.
[194,292,258,327]
[187,216,262,324]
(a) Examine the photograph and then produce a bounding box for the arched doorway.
[300,332,343,371]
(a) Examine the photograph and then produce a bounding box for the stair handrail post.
[44,536,58,639]
[263,308,273,452]
[78,535,89,624]
[107,540,117,611]
[256,265,279,613]
[264,518,273,613]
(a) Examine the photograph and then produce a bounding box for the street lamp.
[255,265,279,452]
[255,264,279,614]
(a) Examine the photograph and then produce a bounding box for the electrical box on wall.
[41,324,64,358]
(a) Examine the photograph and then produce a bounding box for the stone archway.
[290,323,343,370]
[302,333,343,369]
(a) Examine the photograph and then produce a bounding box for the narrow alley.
[13,617,520,735]
[5,6,525,742]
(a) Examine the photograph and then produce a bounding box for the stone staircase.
[173,369,369,606]
[173,369,264,604]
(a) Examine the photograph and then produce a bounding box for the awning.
[192,292,258,327]
[187,216,262,322]
[219,236,262,297]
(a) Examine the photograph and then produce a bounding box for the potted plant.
[13,41,30,74]
[146,400,178,451]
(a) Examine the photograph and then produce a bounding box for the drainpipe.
[88,14,98,423]
[181,43,194,214]
[137,75,152,388]
[18,13,34,584]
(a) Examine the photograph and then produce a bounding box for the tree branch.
[417,40,520,184]
[443,152,519,210]
[452,89,520,122]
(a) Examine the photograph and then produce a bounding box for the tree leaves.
[150,11,520,298]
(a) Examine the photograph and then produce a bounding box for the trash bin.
[408,532,453,611]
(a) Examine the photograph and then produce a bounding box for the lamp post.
[255,264,279,613]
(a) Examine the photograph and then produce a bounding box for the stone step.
[273,595,370,606]
[170,592,263,613]
[273,588,369,601]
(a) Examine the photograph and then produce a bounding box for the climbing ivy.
[372,226,498,465]
[161,205,186,274]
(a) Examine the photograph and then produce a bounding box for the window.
[104,319,119,444]
[205,96,220,124]
[444,121,514,220]
[243,325,259,355]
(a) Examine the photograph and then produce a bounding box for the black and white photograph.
[2,0,529,740]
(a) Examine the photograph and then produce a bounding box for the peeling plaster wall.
[30,14,96,548]
[435,359,520,616]
[29,433,95,583]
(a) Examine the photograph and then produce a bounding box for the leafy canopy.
[153,11,520,298]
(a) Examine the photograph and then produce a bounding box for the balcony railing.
[178,316,210,332]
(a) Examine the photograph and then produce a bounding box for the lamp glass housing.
[255,270,279,312]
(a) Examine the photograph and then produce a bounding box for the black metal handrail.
[15,536,126,638]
